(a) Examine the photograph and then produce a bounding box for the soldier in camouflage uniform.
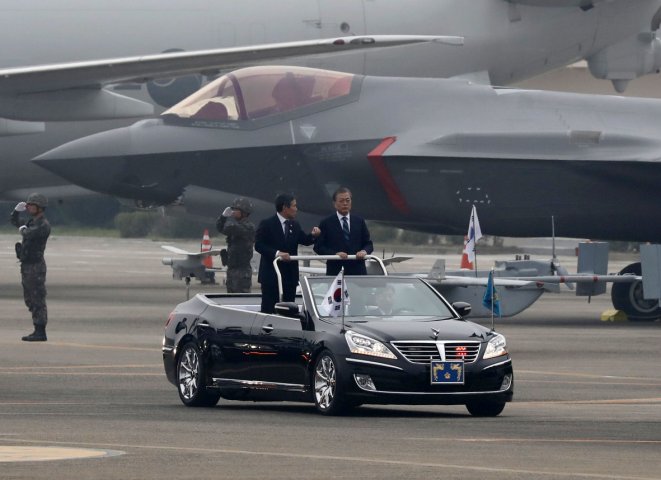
[216,197,255,293]
[10,193,51,342]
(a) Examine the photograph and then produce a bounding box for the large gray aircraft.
[3,0,661,205]
[34,63,661,318]
[35,64,661,243]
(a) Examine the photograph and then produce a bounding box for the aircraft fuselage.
[3,0,661,203]
[35,70,661,241]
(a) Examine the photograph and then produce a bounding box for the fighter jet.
[5,0,661,208]
[34,65,661,318]
[35,64,661,240]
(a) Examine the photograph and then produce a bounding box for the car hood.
[345,317,490,342]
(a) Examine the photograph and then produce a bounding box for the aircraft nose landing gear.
[611,262,661,321]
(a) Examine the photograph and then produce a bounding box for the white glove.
[14,202,26,212]
[222,207,233,217]
[18,225,27,234]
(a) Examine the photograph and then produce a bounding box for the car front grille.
[390,341,481,364]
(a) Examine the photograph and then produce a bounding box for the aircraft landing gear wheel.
[611,262,661,322]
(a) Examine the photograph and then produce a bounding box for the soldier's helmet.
[231,197,253,215]
[26,192,48,209]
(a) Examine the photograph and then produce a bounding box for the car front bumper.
[340,355,513,405]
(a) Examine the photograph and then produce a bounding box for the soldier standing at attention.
[10,193,51,342]
[216,197,256,293]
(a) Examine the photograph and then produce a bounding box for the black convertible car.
[162,275,513,416]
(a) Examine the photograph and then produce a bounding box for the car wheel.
[177,341,221,407]
[312,350,347,415]
[465,399,506,417]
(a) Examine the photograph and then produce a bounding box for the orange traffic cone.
[201,229,213,269]
[460,235,473,270]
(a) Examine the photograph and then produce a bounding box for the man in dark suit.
[314,186,374,275]
[255,193,320,313]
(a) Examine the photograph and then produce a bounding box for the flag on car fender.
[320,269,350,317]
[482,269,501,317]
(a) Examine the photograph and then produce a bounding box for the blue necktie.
[341,216,350,243]
[284,220,291,239]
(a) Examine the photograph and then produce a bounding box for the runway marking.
[517,369,659,382]
[0,446,124,462]
[518,379,661,387]
[405,437,661,445]
[0,363,162,377]
[515,397,661,405]
[0,364,161,371]
[0,372,162,377]
[46,342,160,352]
[0,437,656,479]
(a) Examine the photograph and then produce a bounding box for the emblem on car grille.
[431,328,440,339]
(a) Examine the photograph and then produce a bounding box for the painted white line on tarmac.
[0,438,657,480]
[404,436,661,445]
[0,446,124,462]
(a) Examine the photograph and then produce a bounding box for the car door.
[249,312,308,388]
[201,306,258,383]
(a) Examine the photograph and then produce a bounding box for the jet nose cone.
[34,120,185,205]
[33,128,131,195]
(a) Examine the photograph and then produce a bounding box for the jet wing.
[0,34,460,122]
[0,35,460,95]
[507,1,599,7]
[161,245,222,258]
[436,276,536,288]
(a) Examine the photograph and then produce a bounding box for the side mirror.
[452,301,472,317]
[274,302,301,318]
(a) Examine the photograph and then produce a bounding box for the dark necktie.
[341,216,350,243]
[284,220,291,239]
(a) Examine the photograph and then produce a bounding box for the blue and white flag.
[482,269,501,317]
[319,269,350,317]
[464,205,482,263]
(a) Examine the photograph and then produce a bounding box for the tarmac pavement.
[0,234,659,479]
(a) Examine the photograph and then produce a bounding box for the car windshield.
[307,276,455,319]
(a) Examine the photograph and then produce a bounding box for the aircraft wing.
[507,1,600,7]
[161,245,222,258]
[0,35,460,122]
[436,276,537,288]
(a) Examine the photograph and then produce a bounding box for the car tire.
[465,399,506,417]
[312,350,347,416]
[176,341,221,407]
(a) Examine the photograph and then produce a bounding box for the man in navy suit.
[255,193,320,313]
[314,187,374,275]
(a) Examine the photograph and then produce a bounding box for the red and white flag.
[463,205,483,263]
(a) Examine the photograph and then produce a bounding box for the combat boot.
[22,325,47,342]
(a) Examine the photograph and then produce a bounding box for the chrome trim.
[212,377,307,393]
[162,346,175,353]
[355,385,512,396]
[346,358,404,371]
[390,340,481,364]
[482,358,512,371]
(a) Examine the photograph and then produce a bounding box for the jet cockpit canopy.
[163,66,358,125]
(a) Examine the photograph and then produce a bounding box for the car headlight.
[483,333,508,359]
[345,331,397,359]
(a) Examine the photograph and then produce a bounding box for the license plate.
[431,361,464,384]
